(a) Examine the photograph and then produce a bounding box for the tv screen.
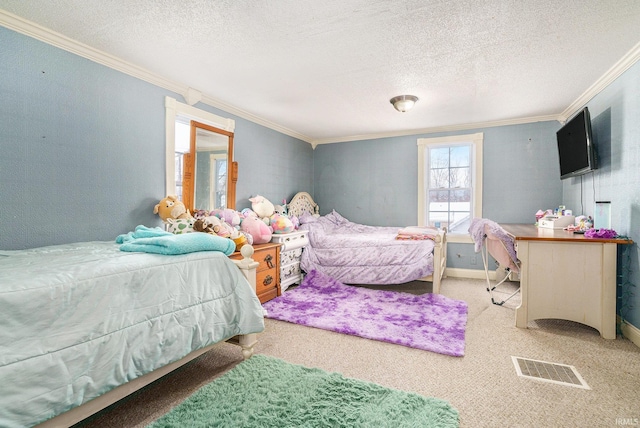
[556,107,597,179]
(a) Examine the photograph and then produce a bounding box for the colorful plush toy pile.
[153,194,301,251]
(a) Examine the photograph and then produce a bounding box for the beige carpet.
[74,277,640,428]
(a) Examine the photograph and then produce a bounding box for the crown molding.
[0,9,311,144]
[559,40,640,123]
[199,94,311,142]
[310,114,560,146]
[0,9,184,94]
[2,8,637,146]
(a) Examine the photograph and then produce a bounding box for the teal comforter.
[0,241,264,428]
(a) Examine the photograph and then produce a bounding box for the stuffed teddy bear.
[193,218,220,235]
[192,216,247,251]
[154,195,191,222]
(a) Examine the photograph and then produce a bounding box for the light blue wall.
[562,61,640,328]
[0,26,312,250]
[231,120,313,211]
[3,23,638,331]
[313,62,640,330]
[312,121,563,279]
[313,121,562,226]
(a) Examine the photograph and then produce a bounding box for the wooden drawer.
[253,245,278,273]
[256,268,277,295]
[231,242,280,304]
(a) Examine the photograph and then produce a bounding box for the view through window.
[417,133,483,234]
[428,144,472,230]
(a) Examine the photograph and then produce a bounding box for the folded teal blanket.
[118,226,235,256]
[116,225,172,244]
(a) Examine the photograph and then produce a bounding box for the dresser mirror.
[182,120,237,213]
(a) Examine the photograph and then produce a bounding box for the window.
[417,133,483,236]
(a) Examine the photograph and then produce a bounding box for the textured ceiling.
[1,0,640,143]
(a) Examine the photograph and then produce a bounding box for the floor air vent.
[511,356,590,389]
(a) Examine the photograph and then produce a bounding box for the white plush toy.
[249,195,275,225]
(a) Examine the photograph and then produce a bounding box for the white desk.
[501,224,632,339]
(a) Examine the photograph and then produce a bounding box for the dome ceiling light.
[390,95,419,112]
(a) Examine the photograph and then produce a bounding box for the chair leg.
[482,243,520,306]
[491,283,520,306]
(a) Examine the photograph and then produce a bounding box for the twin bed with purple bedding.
[286,192,447,293]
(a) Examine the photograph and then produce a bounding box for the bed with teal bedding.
[0,241,265,428]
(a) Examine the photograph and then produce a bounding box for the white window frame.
[164,96,235,196]
[417,133,483,243]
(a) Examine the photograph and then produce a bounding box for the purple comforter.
[299,211,436,285]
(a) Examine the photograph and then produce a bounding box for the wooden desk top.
[501,223,633,244]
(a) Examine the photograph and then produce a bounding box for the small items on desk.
[536,206,574,229]
[538,215,575,229]
[535,206,599,231]
[564,215,593,233]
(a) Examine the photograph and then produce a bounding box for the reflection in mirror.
[178,120,235,213]
[193,126,228,210]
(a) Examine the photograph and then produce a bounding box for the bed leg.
[431,228,446,294]
[237,333,257,359]
[230,246,260,359]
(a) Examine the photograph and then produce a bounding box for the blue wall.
[2,24,638,331]
[313,69,640,330]
[562,61,640,328]
[0,26,312,250]
[313,121,562,226]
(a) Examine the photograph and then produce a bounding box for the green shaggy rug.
[148,354,459,428]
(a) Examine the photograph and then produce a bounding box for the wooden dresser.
[230,242,280,303]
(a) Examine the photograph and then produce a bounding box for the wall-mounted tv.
[556,107,597,180]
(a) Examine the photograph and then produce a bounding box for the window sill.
[446,232,472,244]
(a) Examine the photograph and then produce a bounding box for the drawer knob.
[265,254,274,269]
[263,275,273,286]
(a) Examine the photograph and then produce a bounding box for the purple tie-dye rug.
[262,270,468,357]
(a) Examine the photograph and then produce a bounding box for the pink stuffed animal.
[241,215,273,244]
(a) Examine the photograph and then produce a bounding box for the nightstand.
[230,242,280,303]
[270,230,309,292]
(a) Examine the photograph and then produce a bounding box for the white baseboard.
[445,267,495,280]
[619,318,640,349]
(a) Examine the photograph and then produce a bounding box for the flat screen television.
[556,107,597,179]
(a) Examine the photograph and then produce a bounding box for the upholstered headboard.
[286,192,320,218]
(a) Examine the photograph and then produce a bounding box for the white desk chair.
[469,218,520,306]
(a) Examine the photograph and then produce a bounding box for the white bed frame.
[36,245,260,428]
[286,192,447,293]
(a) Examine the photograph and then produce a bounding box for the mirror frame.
[182,120,236,213]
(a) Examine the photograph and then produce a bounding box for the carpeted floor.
[147,354,459,427]
[74,277,640,428]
